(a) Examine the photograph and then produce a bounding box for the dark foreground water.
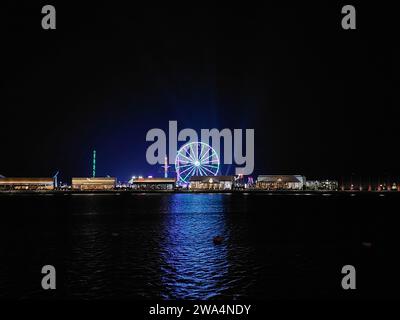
[0,192,399,300]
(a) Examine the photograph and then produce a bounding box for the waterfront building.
[0,177,54,190]
[71,177,116,190]
[189,176,235,190]
[305,180,339,191]
[256,175,306,190]
[130,177,176,190]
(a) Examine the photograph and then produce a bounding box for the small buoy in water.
[213,235,224,245]
[362,242,372,248]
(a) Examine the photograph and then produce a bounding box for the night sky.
[1,3,395,183]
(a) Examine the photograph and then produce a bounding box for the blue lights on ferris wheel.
[175,142,220,184]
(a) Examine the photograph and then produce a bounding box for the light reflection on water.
[0,192,387,299]
[159,194,229,299]
[60,193,248,299]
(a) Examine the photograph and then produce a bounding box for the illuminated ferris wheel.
[175,142,220,184]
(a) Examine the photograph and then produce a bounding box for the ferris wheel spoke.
[199,143,205,161]
[200,153,213,163]
[178,164,195,176]
[177,163,193,169]
[181,166,196,183]
[194,146,200,161]
[202,163,219,169]
[177,162,192,169]
[202,165,218,175]
[185,149,196,162]
[181,166,195,181]
[203,159,219,164]
[185,144,195,162]
[177,152,195,164]
[178,160,190,165]
[202,161,219,166]
[188,143,197,162]
[198,166,208,176]
[199,148,210,162]
[177,160,191,165]
[200,152,218,163]
[200,144,210,162]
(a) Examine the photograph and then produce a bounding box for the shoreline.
[0,189,398,195]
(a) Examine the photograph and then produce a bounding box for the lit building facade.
[256,175,306,190]
[130,178,175,190]
[306,180,339,191]
[71,177,116,190]
[189,176,235,190]
[0,177,54,190]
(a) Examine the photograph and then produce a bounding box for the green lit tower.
[92,150,96,178]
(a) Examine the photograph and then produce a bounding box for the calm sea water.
[0,192,399,300]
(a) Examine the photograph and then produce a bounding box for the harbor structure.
[256,175,306,190]
[189,176,235,190]
[130,177,175,190]
[71,177,116,190]
[305,180,338,191]
[0,177,54,190]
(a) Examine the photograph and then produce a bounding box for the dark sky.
[1,2,395,183]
